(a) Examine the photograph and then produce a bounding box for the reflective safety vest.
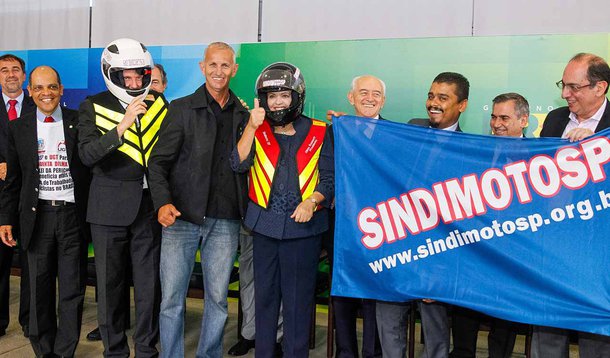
[249,118,327,209]
[93,95,168,167]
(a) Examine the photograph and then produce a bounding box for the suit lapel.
[595,99,610,132]
[0,99,8,119]
[62,108,77,164]
[21,114,40,173]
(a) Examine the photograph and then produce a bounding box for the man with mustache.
[407,72,471,358]
[0,53,34,339]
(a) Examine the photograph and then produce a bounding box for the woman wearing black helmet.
[231,62,334,357]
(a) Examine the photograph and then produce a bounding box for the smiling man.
[148,42,250,358]
[406,72,471,358]
[491,92,529,137]
[532,52,610,358]
[348,75,386,118]
[0,66,90,357]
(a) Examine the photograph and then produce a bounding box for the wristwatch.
[309,197,318,205]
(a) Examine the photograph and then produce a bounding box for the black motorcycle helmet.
[255,62,305,126]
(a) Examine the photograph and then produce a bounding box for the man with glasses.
[533,52,610,358]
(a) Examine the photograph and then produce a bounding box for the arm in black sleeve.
[147,101,185,211]
[0,123,22,226]
[77,98,123,167]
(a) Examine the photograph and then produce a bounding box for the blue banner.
[332,115,610,336]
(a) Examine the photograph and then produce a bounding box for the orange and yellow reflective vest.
[249,118,327,209]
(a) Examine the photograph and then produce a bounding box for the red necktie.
[7,99,17,121]
[44,116,54,123]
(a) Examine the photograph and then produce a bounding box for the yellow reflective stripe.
[142,107,167,149]
[94,105,138,135]
[94,104,123,123]
[143,136,159,165]
[302,167,319,199]
[298,144,322,189]
[311,119,326,127]
[121,127,140,146]
[254,139,275,185]
[250,164,268,208]
[95,114,119,133]
[252,149,272,200]
[94,104,143,166]
[140,96,165,129]
[118,143,144,166]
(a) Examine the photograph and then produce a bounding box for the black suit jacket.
[148,85,249,225]
[0,95,36,188]
[540,101,610,137]
[78,90,168,226]
[0,107,91,250]
[408,117,462,132]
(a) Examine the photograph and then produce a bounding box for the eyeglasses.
[556,80,594,92]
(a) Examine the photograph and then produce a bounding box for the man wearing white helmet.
[77,38,169,357]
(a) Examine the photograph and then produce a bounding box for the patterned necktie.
[7,99,17,121]
[44,116,54,123]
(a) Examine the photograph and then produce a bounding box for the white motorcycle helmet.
[101,38,153,104]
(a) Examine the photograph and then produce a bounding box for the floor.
[0,276,577,357]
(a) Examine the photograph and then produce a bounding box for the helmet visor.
[109,67,152,92]
[258,68,302,93]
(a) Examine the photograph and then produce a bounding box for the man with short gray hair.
[148,41,250,358]
[327,74,386,358]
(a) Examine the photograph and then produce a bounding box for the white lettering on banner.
[368,192,603,273]
[359,137,610,250]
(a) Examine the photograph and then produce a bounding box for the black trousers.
[451,306,518,358]
[333,296,382,358]
[0,225,30,332]
[91,192,161,358]
[27,204,86,357]
[253,233,321,358]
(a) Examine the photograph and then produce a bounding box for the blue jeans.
[159,218,239,358]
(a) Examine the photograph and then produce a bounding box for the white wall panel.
[261,0,474,42]
[0,0,90,51]
[90,0,259,48]
[474,0,610,36]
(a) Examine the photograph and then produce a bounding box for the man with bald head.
[326,75,386,358]
[0,66,90,357]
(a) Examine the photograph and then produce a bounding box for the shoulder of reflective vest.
[92,93,168,167]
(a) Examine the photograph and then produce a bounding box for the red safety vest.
[249,118,327,209]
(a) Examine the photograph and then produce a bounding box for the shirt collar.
[3,91,24,107]
[441,121,459,132]
[568,99,607,124]
[36,106,63,123]
[204,85,234,109]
